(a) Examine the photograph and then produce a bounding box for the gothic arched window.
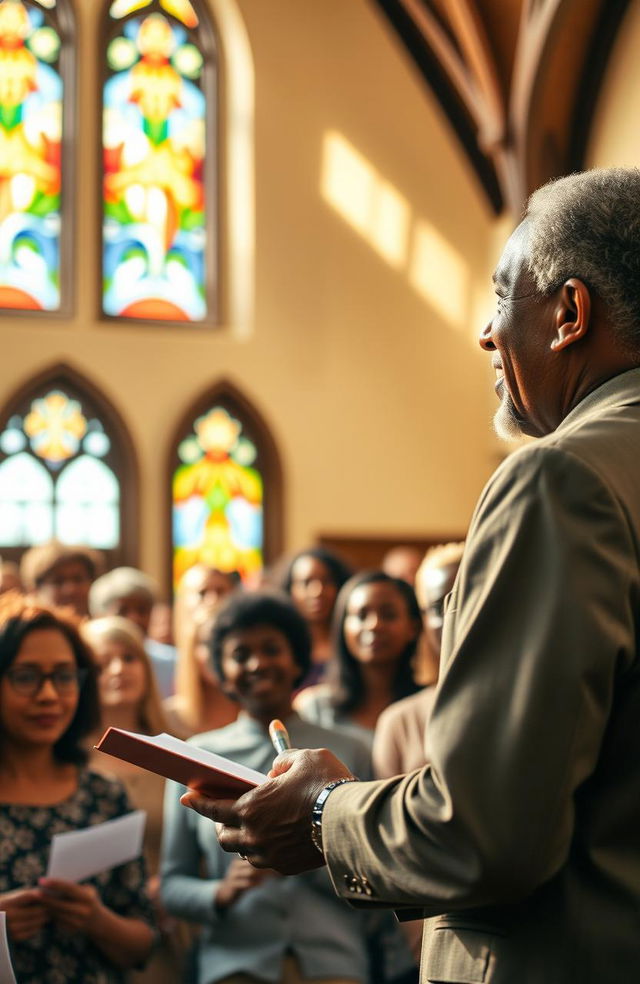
[169,382,283,588]
[0,364,138,566]
[101,0,217,324]
[0,0,75,314]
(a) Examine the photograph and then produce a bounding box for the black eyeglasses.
[6,666,88,698]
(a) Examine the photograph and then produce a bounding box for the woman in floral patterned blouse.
[0,593,156,984]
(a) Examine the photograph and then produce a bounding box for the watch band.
[311,777,359,855]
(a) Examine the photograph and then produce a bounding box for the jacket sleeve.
[321,445,638,915]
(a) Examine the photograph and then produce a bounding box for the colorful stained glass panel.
[0,0,63,312]
[103,4,207,321]
[172,406,264,586]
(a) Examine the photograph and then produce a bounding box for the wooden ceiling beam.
[374,0,633,216]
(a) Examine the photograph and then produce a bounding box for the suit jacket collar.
[555,366,640,436]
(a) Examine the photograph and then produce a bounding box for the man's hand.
[39,879,103,933]
[0,888,49,941]
[181,747,354,874]
[215,858,278,909]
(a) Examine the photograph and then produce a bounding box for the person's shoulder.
[481,438,604,505]
[293,716,371,764]
[81,768,132,813]
[377,686,435,730]
[187,719,240,751]
[294,683,332,714]
[145,638,177,662]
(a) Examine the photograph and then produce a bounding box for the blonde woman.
[83,616,183,983]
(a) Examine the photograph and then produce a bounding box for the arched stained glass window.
[170,384,282,589]
[0,365,138,566]
[102,0,217,324]
[0,0,74,314]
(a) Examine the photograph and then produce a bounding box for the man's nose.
[363,612,381,630]
[479,320,496,351]
[308,579,324,597]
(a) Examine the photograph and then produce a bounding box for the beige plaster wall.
[0,0,500,586]
[586,1,640,168]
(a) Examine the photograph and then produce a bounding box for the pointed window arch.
[0,364,139,567]
[0,0,75,315]
[169,382,283,589]
[101,0,217,324]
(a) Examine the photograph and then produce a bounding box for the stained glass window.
[0,383,123,550]
[0,0,70,312]
[172,403,265,587]
[102,0,215,323]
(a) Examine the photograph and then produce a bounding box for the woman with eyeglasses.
[0,593,155,984]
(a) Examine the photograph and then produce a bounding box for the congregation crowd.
[0,537,462,984]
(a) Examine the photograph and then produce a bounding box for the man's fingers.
[180,792,241,825]
[267,749,299,779]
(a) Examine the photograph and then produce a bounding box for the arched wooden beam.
[375,0,504,211]
[373,0,632,216]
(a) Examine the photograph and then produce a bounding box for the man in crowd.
[89,566,177,698]
[181,168,640,982]
[20,540,101,616]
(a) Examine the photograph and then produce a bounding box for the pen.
[269,719,291,755]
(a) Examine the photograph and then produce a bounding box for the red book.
[95,728,266,798]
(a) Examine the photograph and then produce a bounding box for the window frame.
[166,379,283,595]
[0,362,139,568]
[97,0,219,328]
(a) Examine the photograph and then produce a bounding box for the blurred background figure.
[173,564,240,659]
[296,571,422,744]
[164,612,239,738]
[381,545,423,587]
[89,567,177,699]
[281,547,352,689]
[372,542,464,961]
[20,540,102,617]
[373,541,465,779]
[84,615,185,983]
[0,560,22,595]
[147,602,175,647]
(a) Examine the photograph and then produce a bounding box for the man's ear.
[550,278,591,352]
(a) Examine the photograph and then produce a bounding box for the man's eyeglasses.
[6,666,88,698]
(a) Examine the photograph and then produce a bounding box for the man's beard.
[493,390,524,441]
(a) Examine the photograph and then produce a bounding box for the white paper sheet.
[0,912,17,984]
[46,809,146,882]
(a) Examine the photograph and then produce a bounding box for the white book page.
[0,913,17,984]
[46,810,146,882]
[119,730,268,787]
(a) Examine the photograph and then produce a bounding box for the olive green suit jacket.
[322,369,640,983]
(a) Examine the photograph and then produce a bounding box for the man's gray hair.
[526,167,640,352]
[89,566,158,616]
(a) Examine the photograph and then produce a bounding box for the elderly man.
[181,168,640,983]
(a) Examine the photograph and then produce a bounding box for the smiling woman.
[0,594,156,984]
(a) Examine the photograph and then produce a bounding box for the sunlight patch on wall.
[321,131,469,330]
[321,132,409,270]
[409,220,467,329]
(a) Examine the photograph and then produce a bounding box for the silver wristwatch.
[310,777,359,855]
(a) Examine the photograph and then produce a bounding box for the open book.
[95,728,267,798]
